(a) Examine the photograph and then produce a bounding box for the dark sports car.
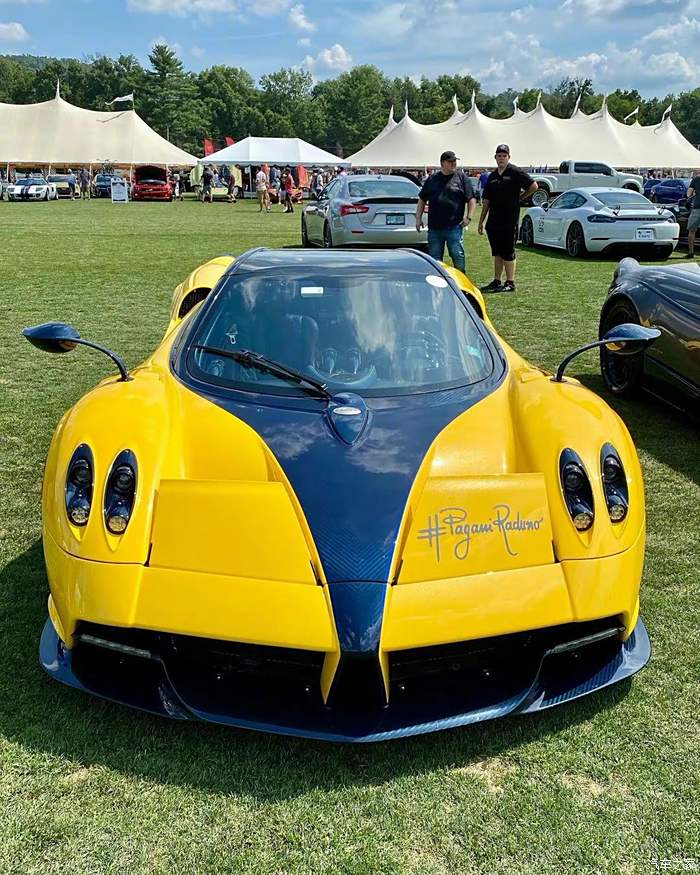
[600,257,700,413]
[649,178,690,204]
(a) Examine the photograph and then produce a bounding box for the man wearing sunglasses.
[416,150,477,273]
[478,145,537,292]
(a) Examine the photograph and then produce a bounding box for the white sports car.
[520,187,679,259]
[5,176,58,202]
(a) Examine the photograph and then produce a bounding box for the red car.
[131,166,172,202]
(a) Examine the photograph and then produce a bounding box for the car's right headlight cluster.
[65,446,137,535]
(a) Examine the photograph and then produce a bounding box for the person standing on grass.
[415,150,476,274]
[478,144,537,293]
[79,168,90,200]
[201,165,214,203]
[283,166,295,213]
[685,171,700,258]
[255,166,269,212]
[67,168,77,199]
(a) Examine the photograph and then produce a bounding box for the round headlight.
[563,463,584,492]
[69,496,91,526]
[573,510,594,531]
[112,465,135,495]
[69,458,92,487]
[602,456,621,483]
[106,508,129,534]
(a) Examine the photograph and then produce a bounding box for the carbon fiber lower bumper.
[40,616,650,742]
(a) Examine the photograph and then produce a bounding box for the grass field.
[0,198,698,875]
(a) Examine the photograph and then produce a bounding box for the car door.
[541,192,577,244]
[647,277,700,392]
[571,162,610,188]
[305,179,338,242]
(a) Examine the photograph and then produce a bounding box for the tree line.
[2,46,700,159]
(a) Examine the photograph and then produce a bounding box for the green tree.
[0,57,34,102]
[259,68,326,143]
[314,65,390,155]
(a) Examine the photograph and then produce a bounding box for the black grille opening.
[178,288,210,318]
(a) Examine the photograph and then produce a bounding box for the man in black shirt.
[416,150,477,273]
[478,144,537,292]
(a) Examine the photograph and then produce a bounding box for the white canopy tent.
[0,87,198,168]
[200,136,349,167]
[348,100,700,170]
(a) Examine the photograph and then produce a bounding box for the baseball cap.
[440,150,459,162]
[495,144,511,154]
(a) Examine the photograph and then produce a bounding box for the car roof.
[568,187,648,195]
[345,174,418,183]
[227,247,434,275]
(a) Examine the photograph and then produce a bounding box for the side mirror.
[553,323,660,383]
[23,321,80,353]
[310,190,318,200]
[22,322,130,381]
[541,202,549,211]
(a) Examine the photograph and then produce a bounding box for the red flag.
[225,136,235,147]
[297,164,309,187]
[203,138,214,156]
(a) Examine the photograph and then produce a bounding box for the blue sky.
[1,0,698,97]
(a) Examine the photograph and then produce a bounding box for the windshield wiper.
[193,345,332,399]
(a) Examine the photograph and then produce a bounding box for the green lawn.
[0,198,698,875]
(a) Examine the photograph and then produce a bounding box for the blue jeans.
[427,226,465,272]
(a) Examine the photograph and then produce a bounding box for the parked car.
[47,175,75,199]
[302,174,428,248]
[599,257,699,414]
[648,178,690,204]
[531,161,643,207]
[91,173,122,198]
[643,177,662,197]
[24,248,654,741]
[131,165,172,202]
[5,176,58,201]
[520,187,679,258]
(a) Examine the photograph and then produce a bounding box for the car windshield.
[187,268,494,397]
[47,176,67,182]
[96,175,113,183]
[347,179,419,199]
[593,192,657,209]
[18,178,45,186]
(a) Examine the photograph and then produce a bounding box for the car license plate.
[386,214,405,225]
[635,228,654,241]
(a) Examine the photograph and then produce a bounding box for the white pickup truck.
[530,161,643,206]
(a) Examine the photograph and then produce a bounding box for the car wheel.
[566,222,587,258]
[44,191,49,201]
[531,187,549,207]
[600,301,645,396]
[301,216,311,247]
[323,223,334,248]
[520,215,535,247]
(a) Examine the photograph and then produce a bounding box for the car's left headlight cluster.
[65,447,137,535]
[559,444,629,533]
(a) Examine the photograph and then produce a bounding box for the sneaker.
[480,279,504,292]
[502,281,516,292]
[685,251,695,258]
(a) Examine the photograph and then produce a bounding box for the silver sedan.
[301,174,428,248]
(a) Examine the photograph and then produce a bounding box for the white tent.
[348,100,700,170]
[200,136,349,167]
[0,87,198,167]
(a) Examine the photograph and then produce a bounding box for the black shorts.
[486,222,518,260]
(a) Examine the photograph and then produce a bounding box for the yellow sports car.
[25,249,657,741]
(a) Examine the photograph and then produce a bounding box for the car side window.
[571,194,587,208]
[573,163,595,173]
[555,193,578,209]
[321,180,341,200]
[559,161,570,173]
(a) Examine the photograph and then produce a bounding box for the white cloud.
[297,36,311,47]
[561,0,681,12]
[510,4,534,21]
[289,3,315,32]
[359,3,418,41]
[0,21,28,42]
[191,44,205,57]
[130,0,237,12]
[641,15,700,44]
[302,43,353,76]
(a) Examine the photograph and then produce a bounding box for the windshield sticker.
[301,286,324,296]
[425,275,448,288]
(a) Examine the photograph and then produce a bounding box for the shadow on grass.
[0,539,633,802]
[579,372,700,487]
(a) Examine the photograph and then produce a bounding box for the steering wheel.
[397,330,452,382]
[311,346,378,388]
